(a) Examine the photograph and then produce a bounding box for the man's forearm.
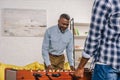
[77,57,89,69]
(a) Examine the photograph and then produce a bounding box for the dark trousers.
[92,64,120,80]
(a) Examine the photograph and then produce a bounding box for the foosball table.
[5,68,92,80]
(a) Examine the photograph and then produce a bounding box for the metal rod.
[70,18,75,68]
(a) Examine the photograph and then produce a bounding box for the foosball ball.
[5,68,92,80]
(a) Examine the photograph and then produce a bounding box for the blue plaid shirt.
[42,25,74,66]
[82,0,120,70]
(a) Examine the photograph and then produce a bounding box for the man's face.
[58,18,69,32]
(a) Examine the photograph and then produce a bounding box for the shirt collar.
[57,24,68,33]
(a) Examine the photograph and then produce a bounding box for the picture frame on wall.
[1,8,47,37]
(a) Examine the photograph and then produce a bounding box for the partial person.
[74,0,120,80]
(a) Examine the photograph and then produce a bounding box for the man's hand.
[74,57,89,78]
[74,68,84,78]
[70,66,75,71]
[46,65,53,72]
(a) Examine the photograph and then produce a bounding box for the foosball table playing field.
[5,68,92,80]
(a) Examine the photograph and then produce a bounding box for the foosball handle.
[33,73,42,80]
[46,73,52,80]
[52,73,61,77]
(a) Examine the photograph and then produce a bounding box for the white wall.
[0,0,93,66]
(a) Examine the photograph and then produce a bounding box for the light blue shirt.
[42,25,74,66]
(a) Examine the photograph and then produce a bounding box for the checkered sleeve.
[83,0,109,57]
